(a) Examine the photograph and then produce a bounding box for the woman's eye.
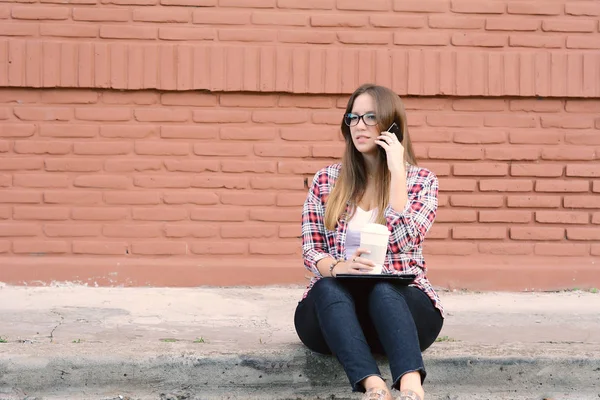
[365,114,377,122]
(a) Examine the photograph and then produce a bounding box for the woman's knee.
[311,277,352,305]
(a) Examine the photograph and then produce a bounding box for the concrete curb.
[1,343,599,400]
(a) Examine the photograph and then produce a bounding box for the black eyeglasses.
[344,113,378,127]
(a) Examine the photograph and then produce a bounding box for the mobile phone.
[387,122,403,142]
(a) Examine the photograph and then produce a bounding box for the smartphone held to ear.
[387,122,403,142]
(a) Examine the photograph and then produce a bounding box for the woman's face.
[347,93,380,156]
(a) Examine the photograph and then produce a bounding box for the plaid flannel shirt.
[301,163,444,317]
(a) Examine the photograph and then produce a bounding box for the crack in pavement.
[49,310,64,343]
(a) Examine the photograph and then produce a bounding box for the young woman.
[294,84,444,400]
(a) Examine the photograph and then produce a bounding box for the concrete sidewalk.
[1,284,599,399]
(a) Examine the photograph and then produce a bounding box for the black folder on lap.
[335,274,416,285]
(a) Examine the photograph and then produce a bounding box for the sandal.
[396,390,422,400]
[362,387,391,400]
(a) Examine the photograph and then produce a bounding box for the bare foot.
[397,389,422,400]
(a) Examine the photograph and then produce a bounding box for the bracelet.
[328,259,341,277]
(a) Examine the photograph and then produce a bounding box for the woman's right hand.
[334,248,376,276]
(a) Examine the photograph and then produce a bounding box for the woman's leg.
[294,278,385,393]
[366,282,443,397]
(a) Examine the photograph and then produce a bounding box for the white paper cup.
[359,223,390,274]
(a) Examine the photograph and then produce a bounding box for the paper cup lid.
[361,223,390,236]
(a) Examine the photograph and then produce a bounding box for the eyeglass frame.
[343,112,378,127]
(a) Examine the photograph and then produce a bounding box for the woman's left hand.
[375,130,405,175]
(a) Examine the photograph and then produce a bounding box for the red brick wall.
[1,0,599,289]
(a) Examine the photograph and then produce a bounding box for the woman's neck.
[362,152,378,175]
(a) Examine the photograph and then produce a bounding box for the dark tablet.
[335,274,416,285]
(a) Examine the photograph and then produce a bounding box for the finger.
[374,140,390,150]
[354,258,376,268]
[355,248,372,257]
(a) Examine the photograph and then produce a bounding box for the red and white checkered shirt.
[301,163,444,317]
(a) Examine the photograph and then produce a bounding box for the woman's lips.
[356,136,369,143]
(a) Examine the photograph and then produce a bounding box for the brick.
[429,147,483,160]
[73,175,130,189]
[220,223,277,239]
[277,192,307,207]
[191,208,247,221]
[255,144,311,158]
[419,162,451,177]
[542,147,595,161]
[394,32,448,46]
[73,241,128,255]
[509,99,562,112]
[593,213,600,225]
[453,130,507,144]
[393,0,447,12]
[567,228,600,241]
[0,23,39,36]
[0,90,40,103]
[280,127,338,141]
[135,142,189,156]
[0,159,42,171]
[536,211,589,225]
[279,95,333,109]
[160,126,217,140]
[543,20,596,33]
[220,127,277,141]
[509,35,563,49]
[507,196,561,208]
[452,33,507,47]
[250,209,299,222]
[14,174,69,188]
[14,141,71,155]
[435,209,477,223]
[541,116,594,129]
[14,107,72,121]
[534,243,589,257]
[161,0,216,5]
[221,161,276,173]
[507,2,561,15]
[510,227,564,240]
[250,177,304,190]
[0,6,8,19]
[40,23,98,38]
[101,125,158,139]
[0,175,10,186]
[133,208,187,221]
[163,224,218,238]
[13,241,69,254]
[40,125,98,138]
[193,110,250,123]
[0,124,36,138]
[191,242,246,255]
[250,241,299,255]
[278,30,336,44]
[134,176,192,188]
[219,29,274,42]
[425,225,449,239]
[277,0,333,9]
[73,7,129,21]
[451,0,504,13]
[104,191,161,205]
[40,90,98,104]
[134,108,189,122]
[253,11,306,25]
[132,242,187,255]
[277,161,327,175]
[312,14,368,27]
[480,179,533,192]
[71,207,128,221]
[479,243,534,256]
[566,165,600,178]
[133,8,190,22]
[593,245,600,256]
[312,111,342,125]
[564,196,600,209]
[12,6,69,19]
[595,181,600,193]
[44,224,101,237]
[485,115,537,128]
[279,225,300,238]
[535,180,589,193]
[159,27,214,41]
[312,144,344,158]
[0,191,41,204]
[452,99,506,112]
[511,164,563,177]
[337,0,387,10]
[453,163,508,176]
[74,142,132,155]
[161,93,216,106]
[75,107,131,122]
[219,94,278,108]
[104,224,162,238]
[424,242,477,256]
[450,195,504,208]
[0,142,8,153]
[192,176,248,189]
[485,147,539,161]
[164,160,219,173]
[254,111,310,124]
[100,25,156,40]
[438,178,477,192]
[566,2,600,16]
[13,207,69,220]
[0,223,40,237]
[45,158,102,172]
[220,0,274,7]
[479,210,532,223]
[220,192,276,206]
[509,130,560,145]
[429,15,482,29]
[44,191,102,205]
[102,92,159,105]
[452,226,506,240]
[103,0,158,4]
[566,100,600,113]
[193,143,251,157]
[338,31,391,44]
[427,114,483,127]
[192,10,250,24]
[163,192,219,205]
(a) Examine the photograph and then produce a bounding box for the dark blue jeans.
[294,278,443,392]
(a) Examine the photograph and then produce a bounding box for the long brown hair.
[324,84,418,231]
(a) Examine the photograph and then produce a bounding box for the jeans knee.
[368,282,405,308]
[311,277,352,305]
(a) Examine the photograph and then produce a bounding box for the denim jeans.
[294,277,443,392]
